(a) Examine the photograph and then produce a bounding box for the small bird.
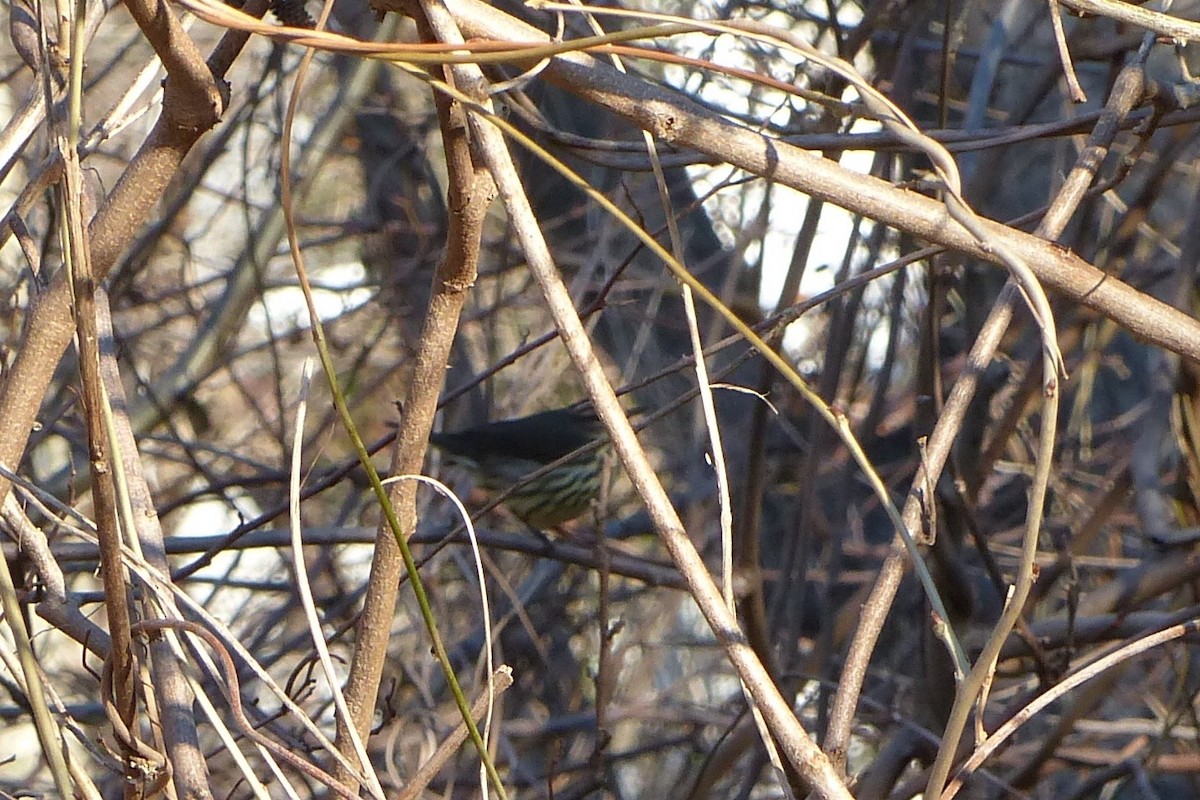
[430,405,609,528]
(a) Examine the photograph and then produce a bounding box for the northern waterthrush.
[430,406,609,528]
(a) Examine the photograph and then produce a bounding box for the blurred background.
[3,0,1200,797]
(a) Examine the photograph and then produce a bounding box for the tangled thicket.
[3,0,1200,798]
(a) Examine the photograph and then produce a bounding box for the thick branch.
[378,0,1200,364]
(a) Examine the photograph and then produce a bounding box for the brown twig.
[333,1,496,790]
